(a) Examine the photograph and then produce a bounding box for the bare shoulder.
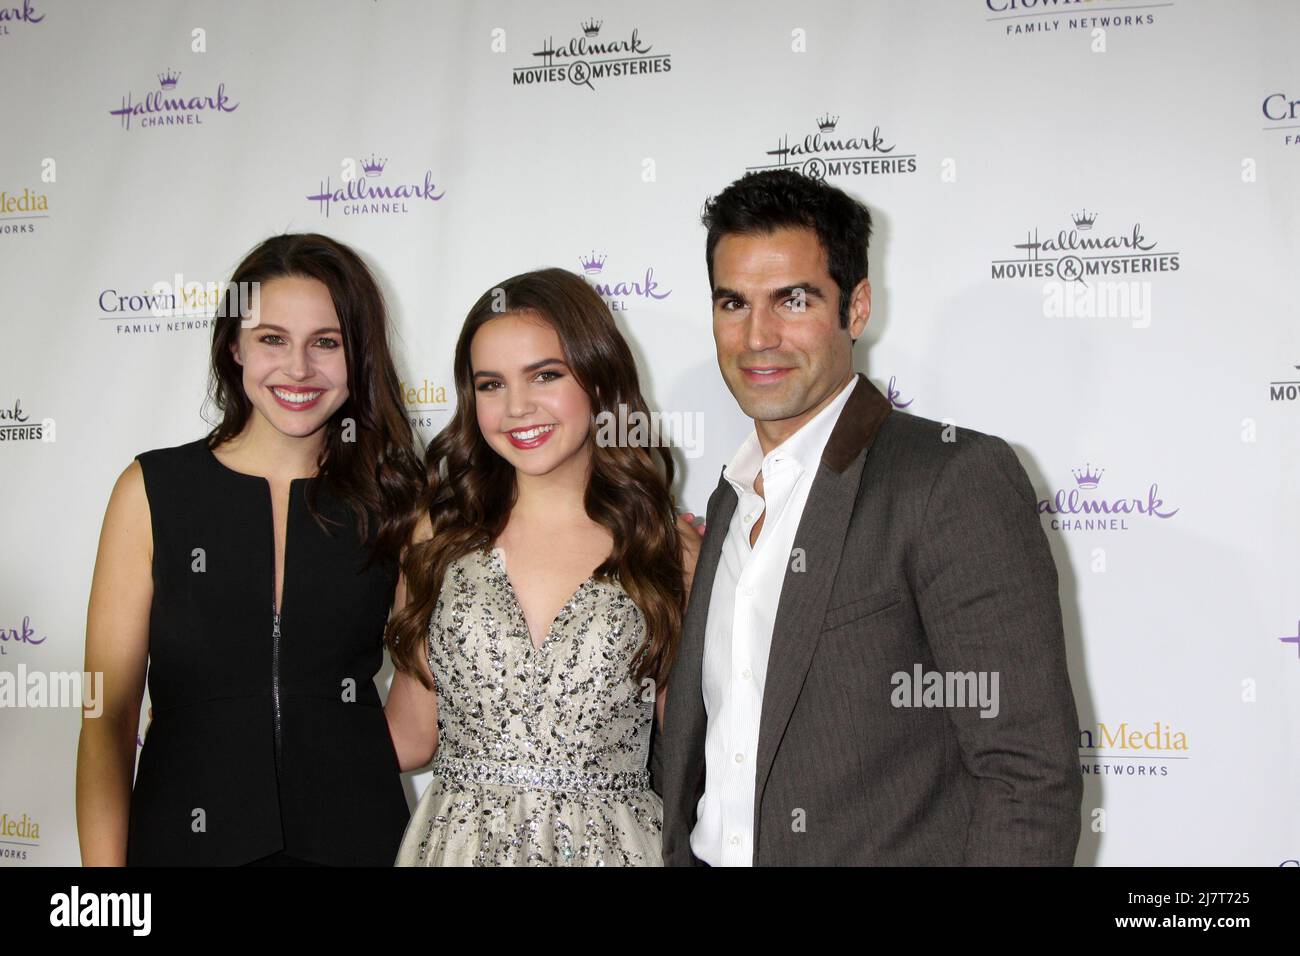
[104,460,152,552]
[411,509,434,546]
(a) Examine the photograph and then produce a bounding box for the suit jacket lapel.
[679,470,738,689]
[751,374,893,854]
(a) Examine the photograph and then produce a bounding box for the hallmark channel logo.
[983,0,1167,38]
[306,152,445,218]
[881,374,914,409]
[991,208,1180,284]
[1037,462,1179,532]
[0,0,44,35]
[746,112,916,182]
[0,186,49,236]
[1263,92,1300,149]
[513,18,671,91]
[577,250,672,311]
[1,614,48,653]
[0,399,52,443]
[1268,365,1300,402]
[109,67,239,131]
[1079,720,1189,777]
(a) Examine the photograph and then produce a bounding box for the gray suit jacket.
[653,373,1081,865]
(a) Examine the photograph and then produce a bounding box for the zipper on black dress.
[272,597,283,775]
[269,482,286,780]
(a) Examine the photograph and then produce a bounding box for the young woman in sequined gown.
[384,268,700,866]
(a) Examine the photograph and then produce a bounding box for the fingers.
[678,511,706,536]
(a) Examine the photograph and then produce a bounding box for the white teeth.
[510,425,554,441]
[272,388,322,404]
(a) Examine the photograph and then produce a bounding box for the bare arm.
[76,460,153,866]
[384,513,439,772]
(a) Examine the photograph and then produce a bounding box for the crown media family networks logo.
[1262,90,1300,152]
[0,183,48,237]
[983,0,1170,37]
[1079,720,1188,778]
[108,67,239,130]
[1037,461,1179,532]
[747,112,917,182]
[513,18,671,91]
[306,153,445,218]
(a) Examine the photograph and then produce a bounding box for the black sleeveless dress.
[126,437,410,866]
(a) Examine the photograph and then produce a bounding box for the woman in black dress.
[77,233,425,865]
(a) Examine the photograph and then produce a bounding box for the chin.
[493,439,583,477]
[260,402,340,437]
[272,418,331,438]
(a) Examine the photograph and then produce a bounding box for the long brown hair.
[387,268,685,689]
[205,232,424,566]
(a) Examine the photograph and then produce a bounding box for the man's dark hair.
[701,169,873,328]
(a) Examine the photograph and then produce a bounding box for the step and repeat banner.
[1,0,1297,866]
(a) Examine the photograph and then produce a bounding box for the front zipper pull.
[272,601,283,774]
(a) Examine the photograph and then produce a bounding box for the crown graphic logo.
[579,251,607,274]
[361,154,388,178]
[1072,209,1097,230]
[1071,462,1105,490]
[158,69,181,90]
[581,18,602,37]
[816,113,839,132]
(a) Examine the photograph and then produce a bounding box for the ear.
[847,278,871,343]
[229,335,243,367]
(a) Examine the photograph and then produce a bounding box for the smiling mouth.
[505,424,556,450]
[270,386,324,405]
[507,424,555,441]
[741,366,794,380]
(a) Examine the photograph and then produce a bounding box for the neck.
[510,445,592,526]
[754,370,856,456]
[221,412,326,481]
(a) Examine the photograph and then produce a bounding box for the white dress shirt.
[690,375,860,866]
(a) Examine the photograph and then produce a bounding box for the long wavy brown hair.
[205,232,424,566]
[388,268,685,690]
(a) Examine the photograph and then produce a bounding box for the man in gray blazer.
[655,169,1081,865]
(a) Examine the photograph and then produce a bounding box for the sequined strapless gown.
[394,545,663,866]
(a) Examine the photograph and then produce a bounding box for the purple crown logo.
[158,68,181,91]
[1071,462,1105,490]
[579,251,607,274]
[581,17,603,37]
[817,113,839,132]
[1072,208,1097,230]
[361,154,388,178]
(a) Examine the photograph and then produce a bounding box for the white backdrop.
[2,0,1297,866]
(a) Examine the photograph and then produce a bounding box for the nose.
[506,384,535,420]
[285,341,312,380]
[744,300,781,354]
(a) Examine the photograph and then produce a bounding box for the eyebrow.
[255,323,342,335]
[712,283,827,303]
[472,357,567,379]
